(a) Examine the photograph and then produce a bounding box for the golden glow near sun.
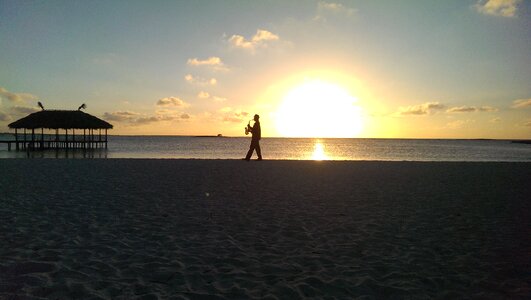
[311,142,330,160]
[275,80,363,138]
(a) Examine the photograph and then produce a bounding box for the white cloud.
[184,74,217,86]
[228,29,280,52]
[318,1,356,15]
[219,108,249,123]
[446,105,498,113]
[187,56,222,66]
[0,87,38,103]
[399,102,445,115]
[198,91,227,102]
[478,106,498,112]
[187,57,228,71]
[156,109,191,120]
[103,110,185,126]
[475,0,521,17]
[512,98,531,108]
[197,91,210,99]
[156,97,189,107]
[490,117,501,123]
[134,116,161,125]
[315,1,357,21]
[447,106,476,113]
[103,111,140,122]
[11,105,39,115]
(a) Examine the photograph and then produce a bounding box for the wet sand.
[0,159,529,299]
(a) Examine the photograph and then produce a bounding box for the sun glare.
[311,142,330,160]
[275,80,363,138]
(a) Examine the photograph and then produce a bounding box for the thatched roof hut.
[6,110,112,151]
[8,110,112,129]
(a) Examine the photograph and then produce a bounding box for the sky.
[1,0,530,138]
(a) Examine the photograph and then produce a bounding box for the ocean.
[0,135,530,161]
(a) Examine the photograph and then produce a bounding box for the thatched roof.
[8,110,113,130]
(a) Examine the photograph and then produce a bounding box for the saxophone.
[244,120,251,135]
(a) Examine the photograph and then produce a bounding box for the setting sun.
[275,80,363,138]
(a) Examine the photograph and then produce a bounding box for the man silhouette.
[244,114,262,161]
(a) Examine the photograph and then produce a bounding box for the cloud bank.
[446,105,498,113]
[228,29,280,52]
[0,87,37,103]
[197,91,226,102]
[220,108,249,123]
[103,111,140,122]
[399,102,445,115]
[156,97,189,107]
[475,0,521,17]
[187,57,228,71]
[317,1,357,17]
[512,98,531,108]
[103,110,189,126]
[184,74,217,86]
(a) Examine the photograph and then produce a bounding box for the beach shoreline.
[1,159,529,298]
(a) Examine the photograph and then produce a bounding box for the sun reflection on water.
[311,142,330,160]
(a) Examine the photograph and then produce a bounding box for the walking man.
[244,114,262,161]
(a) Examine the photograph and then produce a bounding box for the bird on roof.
[38,102,44,110]
[78,103,87,111]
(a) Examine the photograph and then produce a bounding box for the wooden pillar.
[65,129,68,149]
[73,129,76,149]
[40,128,44,149]
[105,129,108,149]
[83,129,86,149]
[23,128,27,150]
[31,129,35,150]
[15,128,19,150]
[55,129,59,149]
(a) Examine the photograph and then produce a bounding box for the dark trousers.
[245,139,262,160]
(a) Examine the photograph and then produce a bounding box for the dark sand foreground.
[0,159,529,299]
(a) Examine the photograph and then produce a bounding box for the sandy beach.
[0,159,529,299]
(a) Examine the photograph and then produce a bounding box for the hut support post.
[65,129,68,149]
[31,129,35,150]
[73,129,76,149]
[23,128,27,150]
[15,128,19,150]
[105,129,108,149]
[55,129,59,149]
[40,128,44,149]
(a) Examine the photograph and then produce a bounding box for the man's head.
[254,114,260,121]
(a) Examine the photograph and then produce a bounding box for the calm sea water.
[1,134,530,161]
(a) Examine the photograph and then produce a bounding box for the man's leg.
[256,141,262,160]
[245,141,255,160]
